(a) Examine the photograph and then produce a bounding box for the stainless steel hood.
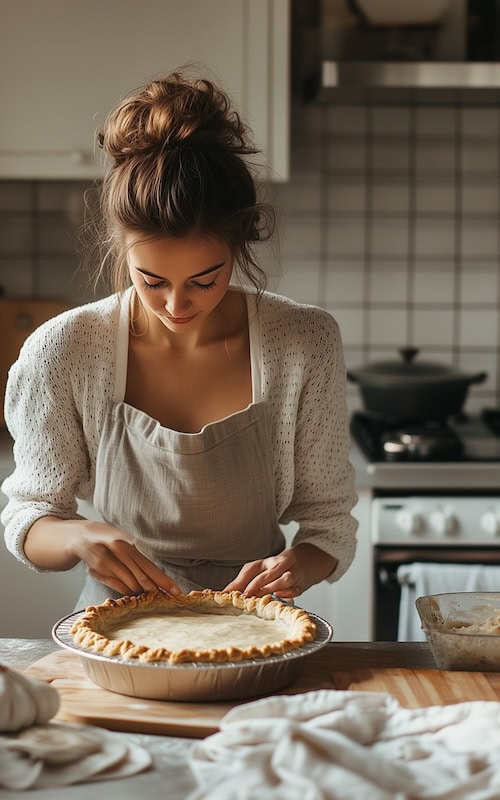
[299,0,500,104]
[312,61,500,105]
[321,60,500,89]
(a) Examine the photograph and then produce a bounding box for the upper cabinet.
[0,0,289,181]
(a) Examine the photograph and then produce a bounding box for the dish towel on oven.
[188,689,500,800]
[397,562,500,641]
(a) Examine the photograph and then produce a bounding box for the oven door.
[374,545,500,640]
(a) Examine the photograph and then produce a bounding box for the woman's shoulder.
[18,292,124,362]
[258,290,341,344]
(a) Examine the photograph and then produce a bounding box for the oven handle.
[375,547,500,564]
[378,567,410,587]
[376,548,500,589]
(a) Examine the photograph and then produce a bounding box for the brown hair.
[90,71,275,295]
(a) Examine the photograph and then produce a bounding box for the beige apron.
[76,291,284,608]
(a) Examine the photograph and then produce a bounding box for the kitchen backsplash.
[0,100,499,412]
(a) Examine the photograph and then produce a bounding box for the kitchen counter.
[4,637,500,799]
[350,439,500,491]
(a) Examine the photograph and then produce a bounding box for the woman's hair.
[90,70,275,295]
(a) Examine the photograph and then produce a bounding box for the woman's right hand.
[25,516,181,597]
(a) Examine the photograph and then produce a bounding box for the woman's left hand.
[223,543,337,600]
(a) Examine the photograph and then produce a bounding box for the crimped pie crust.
[70,589,317,665]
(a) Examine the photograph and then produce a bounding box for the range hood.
[300,0,500,103]
[321,60,500,90]
[314,60,500,104]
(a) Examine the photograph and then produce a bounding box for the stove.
[350,408,500,491]
[345,408,500,642]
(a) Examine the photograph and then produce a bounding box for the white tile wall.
[268,100,500,410]
[412,262,456,304]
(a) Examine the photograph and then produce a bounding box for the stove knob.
[480,510,500,537]
[430,509,458,536]
[395,509,424,535]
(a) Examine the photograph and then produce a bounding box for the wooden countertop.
[6,638,500,740]
[1,639,440,738]
[2,639,500,798]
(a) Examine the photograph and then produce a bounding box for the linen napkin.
[188,689,500,799]
[0,720,152,790]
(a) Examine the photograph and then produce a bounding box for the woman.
[1,71,358,609]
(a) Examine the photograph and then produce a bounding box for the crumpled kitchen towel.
[187,689,500,800]
[397,562,500,641]
[0,720,152,790]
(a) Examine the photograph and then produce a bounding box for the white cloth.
[0,721,151,790]
[188,689,500,800]
[1,287,357,581]
[397,562,500,641]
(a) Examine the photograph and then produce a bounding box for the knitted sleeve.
[278,307,358,582]
[1,315,94,571]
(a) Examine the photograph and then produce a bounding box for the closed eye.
[142,279,165,290]
[193,280,217,291]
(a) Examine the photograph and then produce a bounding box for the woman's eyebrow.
[135,263,226,280]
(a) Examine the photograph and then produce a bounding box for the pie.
[70,589,317,665]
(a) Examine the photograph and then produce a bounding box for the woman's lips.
[164,314,196,324]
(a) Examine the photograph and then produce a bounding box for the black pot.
[347,347,487,420]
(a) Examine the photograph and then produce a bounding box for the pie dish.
[70,589,317,665]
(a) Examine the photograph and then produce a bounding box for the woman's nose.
[165,290,191,316]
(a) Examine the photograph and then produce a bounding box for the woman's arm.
[25,516,181,595]
[281,310,358,583]
[224,542,337,599]
[225,306,356,599]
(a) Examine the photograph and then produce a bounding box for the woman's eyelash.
[194,280,216,291]
[142,280,163,290]
[141,279,217,291]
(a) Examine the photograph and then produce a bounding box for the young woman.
[1,71,358,609]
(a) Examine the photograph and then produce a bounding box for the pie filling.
[70,589,318,665]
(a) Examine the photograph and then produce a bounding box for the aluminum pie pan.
[52,610,332,702]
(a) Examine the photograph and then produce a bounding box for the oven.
[373,494,500,640]
[350,408,500,641]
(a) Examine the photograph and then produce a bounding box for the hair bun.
[99,73,252,162]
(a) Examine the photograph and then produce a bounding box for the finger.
[223,561,267,593]
[112,543,182,595]
[88,569,138,597]
[131,551,182,595]
[87,546,157,596]
[87,545,146,594]
[245,570,301,598]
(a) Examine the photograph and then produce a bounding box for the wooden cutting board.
[25,646,500,739]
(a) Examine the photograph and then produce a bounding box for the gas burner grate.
[482,408,500,438]
[350,412,464,463]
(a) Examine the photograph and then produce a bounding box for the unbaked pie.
[70,589,317,665]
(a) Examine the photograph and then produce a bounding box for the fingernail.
[170,587,181,596]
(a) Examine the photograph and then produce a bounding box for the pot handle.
[468,371,488,385]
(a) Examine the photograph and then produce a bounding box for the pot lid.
[348,347,471,385]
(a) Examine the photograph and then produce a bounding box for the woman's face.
[127,232,234,334]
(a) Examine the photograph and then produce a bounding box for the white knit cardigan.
[1,289,358,580]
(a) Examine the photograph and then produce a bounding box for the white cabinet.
[282,487,374,640]
[0,435,84,637]
[329,488,374,641]
[0,0,289,180]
